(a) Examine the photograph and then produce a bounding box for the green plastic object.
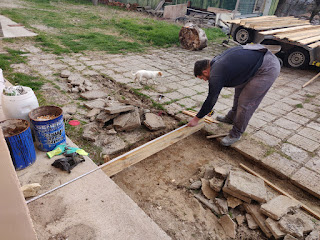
[47,144,66,159]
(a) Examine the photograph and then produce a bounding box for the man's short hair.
[194,59,210,77]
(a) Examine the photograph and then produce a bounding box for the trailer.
[227,16,320,69]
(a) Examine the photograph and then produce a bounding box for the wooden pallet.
[227,16,320,49]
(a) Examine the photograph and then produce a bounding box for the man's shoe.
[221,135,240,146]
[216,115,233,125]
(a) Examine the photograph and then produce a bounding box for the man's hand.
[188,116,200,127]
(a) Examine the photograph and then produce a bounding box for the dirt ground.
[112,131,320,240]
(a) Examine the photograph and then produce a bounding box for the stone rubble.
[261,195,300,220]
[218,214,236,239]
[21,183,41,198]
[265,217,286,239]
[246,213,259,230]
[143,113,166,131]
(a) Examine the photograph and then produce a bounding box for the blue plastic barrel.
[29,106,66,152]
[0,119,36,170]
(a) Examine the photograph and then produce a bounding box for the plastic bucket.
[29,106,66,152]
[0,119,36,170]
[2,86,39,121]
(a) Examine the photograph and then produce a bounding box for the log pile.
[179,22,208,51]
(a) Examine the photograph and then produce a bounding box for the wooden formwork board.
[249,19,307,28]
[275,27,320,39]
[241,17,294,27]
[102,123,205,176]
[299,35,320,45]
[227,15,277,24]
[308,41,320,49]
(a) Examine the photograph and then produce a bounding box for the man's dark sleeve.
[196,72,224,119]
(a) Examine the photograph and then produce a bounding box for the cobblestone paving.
[14,43,320,199]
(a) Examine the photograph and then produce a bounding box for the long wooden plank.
[299,35,320,45]
[226,15,277,24]
[251,20,309,29]
[289,31,320,41]
[255,23,310,31]
[102,123,205,176]
[182,110,219,124]
[260,25,316,35]
[275,27,320,39]
[308,41,320,49]
[240,163,320,220]
[241,16,293,27]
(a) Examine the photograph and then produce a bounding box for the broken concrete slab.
[101,135,127,155]
[84,99,106,110]
[219,215,236,239]
[201,178,218,200]
[21,183,41,198]
[265,217,286,239]
[194,194,220,215]
[214,165,230,178]
[68,74,85,86]
[279,215,304,238]
[80,90,108,100]
[306,230,320,240]
[190,180,202,190]
[215,198,228,215]
[60,70,71,78]
[106,128,117,135]
[236,215,245,225]
[260,195,300,220]
[293,210,315,234]
[113,108,141,131]
[143,113,166,131]
[84,79,93,87]
[246,213,259,230]
[209,176,225,192]
[105,105,135,115]
[82,123,99,142]
[244,203,272,238]
[96,111,118,123]
[284,234,298,240]
[227,196,242,209]
[87,108,101,118]
[223,184,251,203]
[224,170,267,203]
[62,105,77,115]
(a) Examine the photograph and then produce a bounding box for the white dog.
[132,70,162,85]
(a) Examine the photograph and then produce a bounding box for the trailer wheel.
[233,27,253,45]
[284,48,310,69]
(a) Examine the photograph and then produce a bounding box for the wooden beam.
[299,35,320,45]
[182,110,219,124]
[275,26,320,38]
[226,15,276,24]
[240,163,320,220]
[242,17,295,27]
[254,23,310,31]
[308,41,320,49]
[102,123,205,176]
[260,25,316,35]
[302,71,320,88]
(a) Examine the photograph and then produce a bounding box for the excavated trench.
[111,130,320,240]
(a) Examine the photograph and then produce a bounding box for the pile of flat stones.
[61,70,167,156]
[190,163,320,239]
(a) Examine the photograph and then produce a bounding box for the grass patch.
[8,73,44,90]
[221,94,232,99]
[0,48,28,71]
[295,103,303,108]
[59,33,143,53]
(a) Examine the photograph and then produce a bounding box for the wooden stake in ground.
[302,71,320,88]
[240,163,320,220]
[179,23,208,51]
[102,122,205,176]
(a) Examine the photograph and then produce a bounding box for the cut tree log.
[179,22,208,51]
[102,122,205,176]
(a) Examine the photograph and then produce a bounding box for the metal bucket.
[0,119,36,170]
[29,106,66,152]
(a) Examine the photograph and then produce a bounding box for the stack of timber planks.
[227,16,320,49]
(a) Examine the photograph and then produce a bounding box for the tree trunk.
[179,23,208,51]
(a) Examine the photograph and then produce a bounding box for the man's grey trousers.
[225,50,281,138]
